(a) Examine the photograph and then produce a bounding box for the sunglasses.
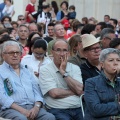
[19,18,25,21]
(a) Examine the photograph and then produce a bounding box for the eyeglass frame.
[3,51,22,56]
[84,46,102,52]
[19,18,25,21]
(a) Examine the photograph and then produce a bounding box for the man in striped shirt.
[0,41,55,120]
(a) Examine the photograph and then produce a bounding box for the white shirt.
[39,61,83,109]
[21,53,52,73]
[2,5,14,17]
[37,11,51,35]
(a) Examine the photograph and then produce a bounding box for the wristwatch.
[35,104,41,108]
[63,72,68,78]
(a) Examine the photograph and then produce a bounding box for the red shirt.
[25,3,35,23]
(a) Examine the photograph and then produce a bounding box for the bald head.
[52,40,69,51]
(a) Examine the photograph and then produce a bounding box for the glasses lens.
[19,19,24,20]
[4,51,21,56]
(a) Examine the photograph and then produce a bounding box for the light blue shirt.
[0,62,43,110]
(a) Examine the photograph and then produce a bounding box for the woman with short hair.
[84,48,120,120]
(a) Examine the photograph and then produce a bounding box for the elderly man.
[0,41,55,120]
[39,40,83,120]
[47,23,65,55]
[80,34,102,85]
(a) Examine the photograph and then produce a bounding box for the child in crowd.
[68,5,76,19]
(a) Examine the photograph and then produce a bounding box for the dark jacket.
[68,11,76,19]
[84,72,120,120]
[80,60,101,85]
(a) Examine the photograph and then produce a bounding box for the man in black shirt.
[80,34,102,85]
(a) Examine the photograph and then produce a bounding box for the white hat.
[81,34,100,49]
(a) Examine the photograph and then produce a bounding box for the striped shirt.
[0,62,43,110]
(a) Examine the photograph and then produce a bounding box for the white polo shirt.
[39,61,83,109]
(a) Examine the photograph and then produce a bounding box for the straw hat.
[81,34,100,49]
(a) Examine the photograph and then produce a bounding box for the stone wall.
[11,0,120,22]
[69,0,120,22]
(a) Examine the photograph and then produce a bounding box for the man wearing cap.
[80,34,102,85]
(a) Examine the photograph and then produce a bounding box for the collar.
[29,2,34,6]
[3,61,23,70]
[101,71,118,88]
[52,61,59,73]
[85,60,97,69]
[85,60,101,73]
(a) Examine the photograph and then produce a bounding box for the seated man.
[0,41,55,120]
[80,34,101,85]
[39,40,83,120]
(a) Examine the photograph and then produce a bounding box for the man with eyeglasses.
[0,41,55,120]
[17,15,26,25]
[80,34,102,85]
[39,40,83,120]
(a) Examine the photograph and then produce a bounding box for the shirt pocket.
[95,86,108,102]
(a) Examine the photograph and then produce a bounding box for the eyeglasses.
[3,51,22,56]
[53,49,68,54]
[19,18,25,21]
[88,47,101,52]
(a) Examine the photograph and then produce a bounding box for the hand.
[28,107,40,120]
[34,72,39,78]
[20,108,30,118]
[59,53,68,75]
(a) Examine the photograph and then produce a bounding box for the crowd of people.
[0,0,120,120]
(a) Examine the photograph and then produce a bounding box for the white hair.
[99,48,120,62]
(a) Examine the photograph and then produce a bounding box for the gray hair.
[53,23,64,33]
[18,24,29,32]
[99,48,120,62]
[100,28,114,40]
[2,41,22,53]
